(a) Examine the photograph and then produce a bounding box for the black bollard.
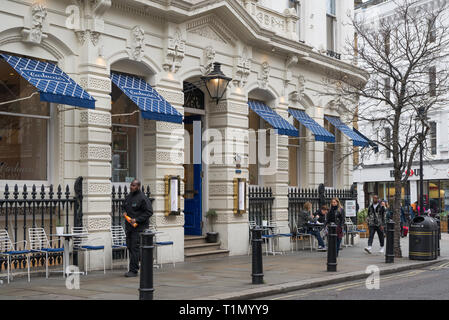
[327,223,337,272]
[139,230,155,300]
[251,227,264,284]
[385,220,395,263]
[436,218,441,257]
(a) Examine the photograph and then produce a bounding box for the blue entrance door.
[184,117,202,236]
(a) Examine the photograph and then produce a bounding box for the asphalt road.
[256,260,449,300]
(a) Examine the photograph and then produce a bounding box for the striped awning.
[248,101,298,137]
[1,53,95,109]
[288,108,335,143]
[111,72,183,124]
[324,115,369,147]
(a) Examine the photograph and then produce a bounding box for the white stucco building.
[354,0,449,214]
[0,0,367,269]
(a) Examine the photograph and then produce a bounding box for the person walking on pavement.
[326,198,345,257]
[122,179,153,277]
[364,195,386,254]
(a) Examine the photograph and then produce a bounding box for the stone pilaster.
[143,79,185,263]
[206,88,250,256]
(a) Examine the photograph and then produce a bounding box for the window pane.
[111,83,139,126]
[0,115,47,180]
[327,15,335,51]
[112,126,137,183]
[0,59,49,116]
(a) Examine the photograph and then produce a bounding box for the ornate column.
[206,86,250,256]
[76,0,113,270]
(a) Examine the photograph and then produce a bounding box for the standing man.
[364,195,385,254]
[122,179,153,277]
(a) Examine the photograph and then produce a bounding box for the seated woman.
[298,202,326,251]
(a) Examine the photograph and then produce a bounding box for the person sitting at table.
[313,205,328,224]
[298,202,326,251]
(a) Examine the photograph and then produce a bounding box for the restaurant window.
[324,118,336,188]
[430,121,437,155]
[111,73,139,183]
[288,119,304,187]
[0,57,49,181]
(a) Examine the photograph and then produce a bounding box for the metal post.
[419,138,424,216]
[436,217,440,257]
[251,227,264,284]
[139,230,155,300]
[327,223,337,272]
[385,220,395,263]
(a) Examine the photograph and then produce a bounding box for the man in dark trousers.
[364,195,386,254]
[122,179,153,277]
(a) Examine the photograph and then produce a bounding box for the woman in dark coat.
[326,197,345,257]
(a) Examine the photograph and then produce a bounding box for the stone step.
[184,249,230,262]
[184,242,222,254]
[184,235,208,245]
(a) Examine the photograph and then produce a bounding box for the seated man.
[299,202,326,251]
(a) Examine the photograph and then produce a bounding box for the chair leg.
[172,246,175,268]
[46,252,49,279]
[103,249,106,274]
[27,255,30,282]
[7,255,10,284]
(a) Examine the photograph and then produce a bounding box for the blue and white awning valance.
[248,101,298,137]
[324,115,369,147]
[1,53,95,109]
[111,72,182,124]
[288,108,335,143]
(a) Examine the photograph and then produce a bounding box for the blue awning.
[324,115,369,147]
[248,101,298,137]
[111,72,182,124]
[288,108,335,143]
[1,53,95,109]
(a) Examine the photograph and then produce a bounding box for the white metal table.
[51,233,88,277]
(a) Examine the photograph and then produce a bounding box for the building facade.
[354,0,449,214]
[0,0,366,269]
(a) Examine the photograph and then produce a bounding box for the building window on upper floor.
[428,18,436,43]
[429,66,436,97]
[384,78,391,101]
[384,127,391,159]
[0,56,50,181]
[384,31,390,56]
[111,72,139,184]
[326,0,337,52]
[289,0,301,40]
[430,121,437,155]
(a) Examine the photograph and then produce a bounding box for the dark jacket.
[122,190,153,232]
[314,210,326,224]
[326,206,345,239]
[367,203,385,227]
[297,210,313,229]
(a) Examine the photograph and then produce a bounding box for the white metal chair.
[71,227,106,275]
[110,225,128,271]
[264,220,281,255]
[0,229,31,283]
[294,223,314,252]
[150,226,175,268]
[28,227,64,279]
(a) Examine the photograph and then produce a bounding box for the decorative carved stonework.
[84,215,111,232]
[186,14,237,46]
[203,46,216,75]
[290,75,305,102]
[73,0,111,47]
[233,47,251,88]
[163,28,185,73]
[22,3,48,44]
[127,25,145,61]
[76,30,100,46]
[259,61,270,89]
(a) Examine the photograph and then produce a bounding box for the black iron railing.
[0,177,83,272]
[248,186,274,227]
[326,50,341,60]
[288,183,357,232]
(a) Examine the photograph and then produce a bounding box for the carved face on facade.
[32,4,47,29]
[132,26,145,45]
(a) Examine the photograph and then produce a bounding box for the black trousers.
[368,226,385,247]
[126,230,141,273]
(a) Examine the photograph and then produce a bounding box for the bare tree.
[323,0,449,257]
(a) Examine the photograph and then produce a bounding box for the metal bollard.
[436,218,441,257]
[385,220,395,263]
[327,223,337,272]
[139,230,155,300]
[251,227,264,284]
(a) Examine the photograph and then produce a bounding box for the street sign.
[345,200,357,217]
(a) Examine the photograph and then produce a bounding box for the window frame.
[430,121,437,155]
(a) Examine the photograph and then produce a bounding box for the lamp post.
[416,107,429,216]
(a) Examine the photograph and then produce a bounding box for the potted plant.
[356,208,369,238]
[205,209,219,243]
[56,219,64,235]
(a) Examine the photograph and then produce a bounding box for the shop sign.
[389,169,421,178]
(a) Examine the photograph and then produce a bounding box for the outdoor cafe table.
[50,233,88,277]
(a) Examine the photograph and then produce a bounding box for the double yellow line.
[430,261,449,271]
[271,270,425,300]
